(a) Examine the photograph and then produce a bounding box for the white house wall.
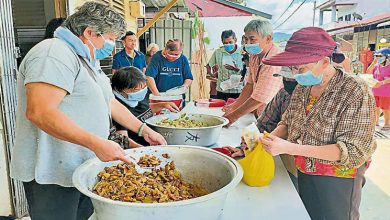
[337,5,356,19]
[321,0,390,24]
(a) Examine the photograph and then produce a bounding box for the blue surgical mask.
[95,39,115,60]
[224,44,235,52]
[126,87,148,107]
[378,57,385,64]
[245,43,263,55]
[88,35,115,60]
[295,71,323,86]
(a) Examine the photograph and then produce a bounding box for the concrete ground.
[359,114,390,220]
[360,136,390,220]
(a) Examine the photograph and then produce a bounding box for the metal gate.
[149,19,192,61]
[149,19,193,100]
[0,0,29,217]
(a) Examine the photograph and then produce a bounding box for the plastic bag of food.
[238,124,275,187]
[165,85,188,96]
[241,123,260,151]
[222,55,235,66]
[220,75,242,91]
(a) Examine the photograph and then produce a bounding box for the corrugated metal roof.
[184,0,271,18]
[143,0,187,8]
[185,0,252,17]
[143,0,271,19]
[212,0,272,18]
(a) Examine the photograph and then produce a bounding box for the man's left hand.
[224,62,240,72]
[143,126,167,145]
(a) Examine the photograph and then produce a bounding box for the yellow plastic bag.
[238,125,275,187]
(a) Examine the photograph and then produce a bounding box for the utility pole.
[313,0,317,26]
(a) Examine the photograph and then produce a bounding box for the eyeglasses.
[97,31,116,42]
[288,65,311,74]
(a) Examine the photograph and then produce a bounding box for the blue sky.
[246,0,323,33]
[202,0,327,48]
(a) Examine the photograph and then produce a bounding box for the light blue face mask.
[88,35,115,60]
[295,71,323,86]
[95,39,115,60]
[126,87,148,107]
[223,44,235,53]
[378,57,386,64]
[245,43,263,55]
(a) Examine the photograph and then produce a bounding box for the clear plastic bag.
[165,85,188,96]
[222,55,235,66]
[220,75,242,91]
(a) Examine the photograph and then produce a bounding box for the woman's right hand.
[91,137,133,164]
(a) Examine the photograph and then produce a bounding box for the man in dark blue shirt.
[112,31,147,74]
[146,39,193,95]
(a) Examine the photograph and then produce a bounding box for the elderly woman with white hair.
[146,43,159,65]
[10,2,166,219]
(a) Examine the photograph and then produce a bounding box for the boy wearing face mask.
[206,30,244,101]
[145,39,193,103]
[112,67,179,145]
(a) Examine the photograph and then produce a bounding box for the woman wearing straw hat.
[260,27,376,220]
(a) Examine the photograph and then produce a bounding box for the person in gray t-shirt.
[10,2,166,219]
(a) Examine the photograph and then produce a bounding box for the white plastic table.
[182,102,310,220]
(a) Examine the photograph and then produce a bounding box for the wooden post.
[136,0,179,37]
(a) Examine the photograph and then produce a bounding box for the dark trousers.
[23,180,93,220]
[216,91,240,101]
[298,165,366,220]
